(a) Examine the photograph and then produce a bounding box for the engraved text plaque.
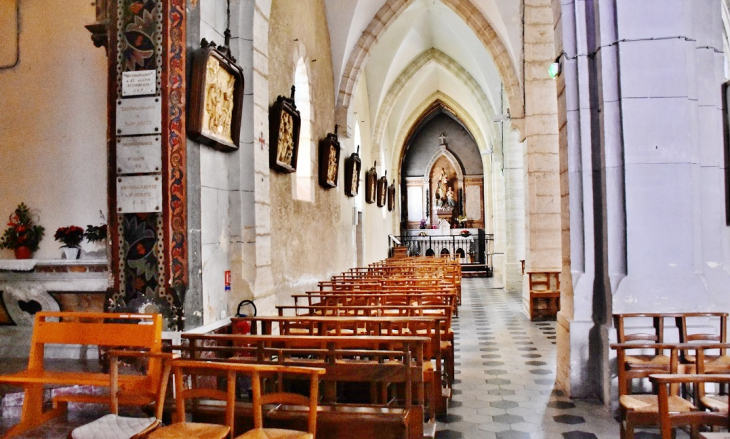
[116,135,162,174]
[117,175,163,213]
[122,70,156,96]
[116,97,161,136]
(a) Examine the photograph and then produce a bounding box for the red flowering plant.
[54,225,84,249]
[0,203,45,251]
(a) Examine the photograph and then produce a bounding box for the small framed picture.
[188,40,245,152]
[365,163,377,204]
[318,126,341,188]
[377,173,388,208]
[344,146,361,197]
[269,87,301,173]
[387,181,396,212]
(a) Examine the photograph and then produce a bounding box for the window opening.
[294,57,313,201]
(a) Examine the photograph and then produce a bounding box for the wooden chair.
[527,271,560,320]
[146,360,324,439]
[618,344,698,439]
[677,313,730,372]
[69,350,176,439]
[651,373,730,438]
[613,313,681,396]
[236,362,324,439]
[0,312,164,439]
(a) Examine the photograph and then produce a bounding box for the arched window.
[294,57,313,201]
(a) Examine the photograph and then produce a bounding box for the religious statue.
[446,187,455,208]
[435,167,449,208]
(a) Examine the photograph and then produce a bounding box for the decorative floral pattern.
[121,0,158,71]
[109,0,186,330]
[167,0,187,323]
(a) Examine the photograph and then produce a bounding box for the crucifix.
[258,131,266,150]
[439,132,447,146]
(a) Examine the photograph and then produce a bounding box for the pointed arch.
[423,147,465,183]
[390,92,490,180]
[371,48,499,158]
[336,0,524,134]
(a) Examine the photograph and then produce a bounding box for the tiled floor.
[437,277,621,439]
[1,277,680,438]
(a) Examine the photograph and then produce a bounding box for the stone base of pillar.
[504,261,522,293]
[555,313,611,404]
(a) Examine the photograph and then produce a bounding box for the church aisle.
[439,277,619,439]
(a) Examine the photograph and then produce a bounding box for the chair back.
[165,360,324,437]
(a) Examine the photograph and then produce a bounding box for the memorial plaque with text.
[116,97,161,136]
[117,175,163,213]
[116,135,162,174]
[122,70,156,96]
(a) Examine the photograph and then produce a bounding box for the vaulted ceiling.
[324,0,524,165]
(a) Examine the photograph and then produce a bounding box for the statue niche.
[430,158,458,225]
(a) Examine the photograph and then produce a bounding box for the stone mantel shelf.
[0,258,110,292]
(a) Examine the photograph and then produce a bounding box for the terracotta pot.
[14,246,32,259]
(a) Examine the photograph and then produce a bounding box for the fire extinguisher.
[233,299,257,334]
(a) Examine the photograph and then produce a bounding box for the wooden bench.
[230,315,451,418]
[527,271,560,320]
[180,334,430,439]
[0,311,163,439]
[295,291,458,317]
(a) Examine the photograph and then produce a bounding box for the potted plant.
[84,224,107,244]
[54,226,84,259]
[0,203,45,259]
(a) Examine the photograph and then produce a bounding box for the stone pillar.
[522,0,562,308]
[503,126,526,292]
[554,0,730,402]
[232,0,276,317]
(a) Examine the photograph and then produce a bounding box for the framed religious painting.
[344,146,361,197]
[318,125,341,189]
[188,40,245,152]
[365,162,377,204]
[377,172,388,208]
[269,86,301,173]
[387,181,396,212]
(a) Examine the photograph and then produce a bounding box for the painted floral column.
[106,0,187,330]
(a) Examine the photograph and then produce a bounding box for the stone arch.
[391,92,489,181]
[336,0,524,133]
[422,146,464,183]
[371,48,499,159]
[391,95,493,234]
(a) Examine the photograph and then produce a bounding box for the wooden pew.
[275,304,455,388]
[180,334,430,439]
[0,312,163,439]
[230,315,452,417]
[294,291,458,317]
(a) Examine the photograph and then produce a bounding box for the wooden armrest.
[610,343,681,350]
[650,374,730,384]
[107,350,179,360]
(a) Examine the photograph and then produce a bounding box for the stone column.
[522,0,562,307]
[554,0,730,403]
[230,0,276,317]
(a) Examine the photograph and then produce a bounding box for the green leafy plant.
[84,224,108,243]
[0,203,45,251]
[54,226,84,248]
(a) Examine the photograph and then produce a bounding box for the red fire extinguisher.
[233,300,257,334]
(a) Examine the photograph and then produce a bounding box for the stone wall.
[267,0,357,304]
[0,1,107,260]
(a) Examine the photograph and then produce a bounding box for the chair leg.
[620,409,635,439]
